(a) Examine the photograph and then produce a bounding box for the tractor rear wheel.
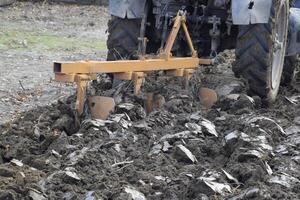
[234,0,289,103]
[106,16,141,61]
[106,16,142,86]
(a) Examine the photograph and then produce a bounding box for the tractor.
[107,0,300,103]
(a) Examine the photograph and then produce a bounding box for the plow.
[53,0,300,118]
[54,12,212,117]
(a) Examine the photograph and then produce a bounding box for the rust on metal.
[89,96,115,120]
[198,87,218,109]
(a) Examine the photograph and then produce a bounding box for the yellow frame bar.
[53,12,213,117]
[54,57,209,75]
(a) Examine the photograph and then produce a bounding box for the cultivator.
[53,12,212,116]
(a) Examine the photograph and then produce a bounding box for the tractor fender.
[108,0,146,19]
[231,0,272,25]
[286,8,300,56]
[292,0,300,8]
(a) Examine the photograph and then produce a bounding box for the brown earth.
[0,1,108,123]
[0,2,300,200]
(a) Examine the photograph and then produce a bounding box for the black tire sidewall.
[234,0,289,103]
[106,16,141,61]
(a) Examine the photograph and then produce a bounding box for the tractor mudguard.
[231,0,272,25]
[292,0,300,8]
[108,0,146,19]
[286,8,300,56]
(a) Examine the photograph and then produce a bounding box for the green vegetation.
[0,29,107,52]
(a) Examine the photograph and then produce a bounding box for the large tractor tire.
[107,16,141,61]
[234,0,289,103]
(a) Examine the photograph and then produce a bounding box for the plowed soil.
[0,2,300,200]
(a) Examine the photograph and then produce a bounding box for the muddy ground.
[0,2,108,122]
[0,2,300,200]
[0,48,300,199]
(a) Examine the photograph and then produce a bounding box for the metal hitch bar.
[53,11,212,116]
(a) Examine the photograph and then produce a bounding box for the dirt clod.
[1,50,299,199]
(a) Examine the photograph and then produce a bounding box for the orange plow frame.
[54,12,212,115]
